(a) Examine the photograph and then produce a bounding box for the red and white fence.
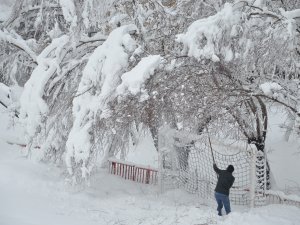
[108,158,158,185]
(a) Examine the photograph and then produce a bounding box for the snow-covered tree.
[1,0,299,186]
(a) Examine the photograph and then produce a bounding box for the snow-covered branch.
[0,29,37,63]
[59,0,77,26]
[20,35,70,140]
[66,24,138,177]
[117,55,162,98]
[176,3,241,62]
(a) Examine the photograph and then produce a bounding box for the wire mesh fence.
[170,145,253,205]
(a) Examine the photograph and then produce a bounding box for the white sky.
[0,0,13,21]
[0,0,13,6]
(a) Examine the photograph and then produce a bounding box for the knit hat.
[227,165,234,173]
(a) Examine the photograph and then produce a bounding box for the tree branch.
[254,94,298,113]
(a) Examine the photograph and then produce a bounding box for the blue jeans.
[214,192,231,215]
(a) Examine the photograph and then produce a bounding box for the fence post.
[146,169,150,184]
[256,151,267,206]
[112,161,116,175]
[250,147,256,208]
[132,166,135,181]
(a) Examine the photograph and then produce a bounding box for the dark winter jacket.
[213,164,235,196]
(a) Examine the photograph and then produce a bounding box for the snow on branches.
[176,3,241,62]
[0,29,37,63]
[0,82,12,108]
[20,35,69,141]
[59,0,77,26]
[66,25,138,177]
[117,55,162,100]
[2,0,300,183]
[176,2,299,64]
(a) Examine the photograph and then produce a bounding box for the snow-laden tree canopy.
[0,0,299,183]
[66,24,139,177]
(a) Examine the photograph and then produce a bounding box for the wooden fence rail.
[108,159,158,185]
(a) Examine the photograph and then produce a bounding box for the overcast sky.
[0,0,13,6]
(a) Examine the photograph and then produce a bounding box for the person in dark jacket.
[213,163,235,216]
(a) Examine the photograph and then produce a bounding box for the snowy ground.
[1,108,300,225]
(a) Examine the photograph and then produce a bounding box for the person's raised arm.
[213,163,220,174]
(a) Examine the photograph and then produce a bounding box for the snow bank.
[66,25,138,177]
[117,55,162,99]
[176,3,241,62]
[20,35,69,140]
[218,204,300,225]
[0,101,25,145]
[266,106,300,190]
[0,84,22,109]
[266,190,300,203]
[1,109,300,225]
[0,83,12,107]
